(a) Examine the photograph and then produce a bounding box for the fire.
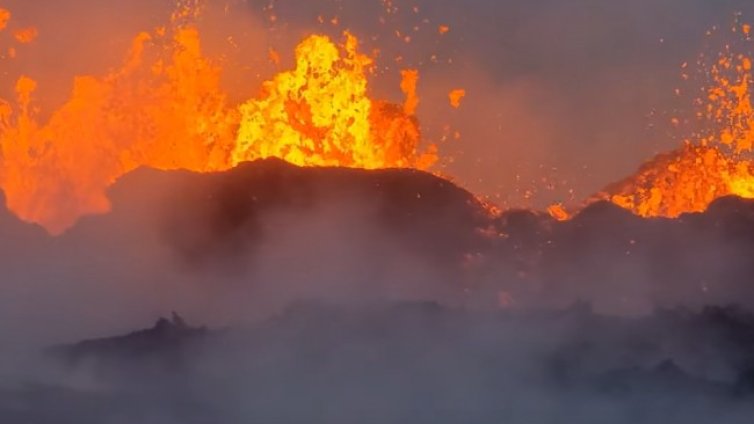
[10,2,752,232]
[597,144,753,218]
[547,203,569,222]
[233,35,433,170]
[596,24,754,218]
[0,6,436,234]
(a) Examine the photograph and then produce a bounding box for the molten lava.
[234,36,433,170]
[597,144,754,218]
[595,26,754,218]
[0,7,436,234]
[4,2,753,233]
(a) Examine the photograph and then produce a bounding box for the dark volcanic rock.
[161,159,489,264]
[2,160,754,312]
[50,313,209,381]
[0,161,753,314]
[16,302,754,424]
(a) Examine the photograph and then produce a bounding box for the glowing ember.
[547,203,569,221]
[449,89,466,109]
[0,6,436,234]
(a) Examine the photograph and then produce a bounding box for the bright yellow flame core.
[0,21,436,234]
[233,34,433,170]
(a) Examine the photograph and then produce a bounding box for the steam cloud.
[0,159,753,422]
[2,0,754,423]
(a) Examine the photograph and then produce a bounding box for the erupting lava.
[594,25,754,218]
[1,1,753,234]
[599,143,753,218]
[0,4,436,234]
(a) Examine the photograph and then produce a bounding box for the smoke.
[0,159,750,422]
[1,1,754,422]
[0,161,467,348]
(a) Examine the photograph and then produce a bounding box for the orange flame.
[599,144,753,218]
[0,7,436,234]
[598,23,754,218]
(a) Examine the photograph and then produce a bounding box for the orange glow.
[595,23,754,218]
[267,47,281,66]
[0,9,10,31]
[0,6,436,234]
[233,34,433,170]
[400,69,420,115]
[547,203,570,221]
[449,89,466,108]
[13,27,38,44]
[438,25,450,35]
[598,144,753,218]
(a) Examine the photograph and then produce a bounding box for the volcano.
[0,136,753,424]
[4,1,754,423]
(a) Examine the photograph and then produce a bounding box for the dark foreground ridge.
[3,158,754,312]
[16,302,754,423]
[98,159,754,310]
[49,312,209,373]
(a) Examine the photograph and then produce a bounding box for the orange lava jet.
[596,143,753,218]
[594,24,754,218]
[0,6,436,234]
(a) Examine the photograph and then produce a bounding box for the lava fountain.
[594,23,754,218]
[0,3,437,234]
